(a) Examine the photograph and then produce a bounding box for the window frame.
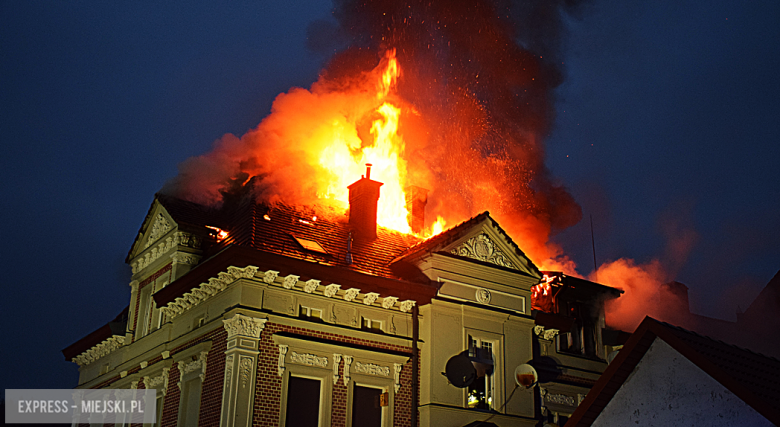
[463,330,503,412]
[279,363,333,427]
[347,378,391,427]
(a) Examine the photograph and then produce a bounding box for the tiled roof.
[566,316,780,426]
[128,193,424,279]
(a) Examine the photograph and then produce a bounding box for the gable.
[127,199,178,263]
[441,227,541,278]
[444,224,539,279]
[592,339,773,426]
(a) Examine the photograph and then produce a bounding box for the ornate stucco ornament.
[162,265,259,319]
[72,335,126,366]
[451,232,516,269]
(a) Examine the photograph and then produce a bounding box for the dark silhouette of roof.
[62,307,128,361]
[567,316,780,426]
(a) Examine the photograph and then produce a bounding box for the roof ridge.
[654,318,780,363]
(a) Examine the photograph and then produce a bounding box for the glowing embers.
[291,234,328,254]
[531,273,562,312]
[205,226,228,241]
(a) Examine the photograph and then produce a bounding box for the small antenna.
[590,214,597,278]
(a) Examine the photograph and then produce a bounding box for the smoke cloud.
[162,0,590,267]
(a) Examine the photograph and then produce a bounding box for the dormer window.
[292,235,328,254]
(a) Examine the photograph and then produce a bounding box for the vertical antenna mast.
[590,215,597,278]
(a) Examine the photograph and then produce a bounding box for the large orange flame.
[317,49,412,234]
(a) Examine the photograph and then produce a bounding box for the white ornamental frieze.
[451,233,516,269]
[290,351,328,368]
[354,361,390,376]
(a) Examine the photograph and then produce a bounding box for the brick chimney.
[405,185,428,234]
[348,164,383,239]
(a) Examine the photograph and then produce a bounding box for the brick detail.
[252,322,417,427]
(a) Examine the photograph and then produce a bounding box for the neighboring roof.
[62,307,128,361]
[542,272,623,300]
[391,211,541,277]
[566,316,780,426]
[743,269,780,318]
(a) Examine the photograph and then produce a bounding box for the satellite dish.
[444,351,477,388]
[514,364,538,388]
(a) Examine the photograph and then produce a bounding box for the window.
[361,318,383,333]
[154,394,164,426]
[292,235,328,254]
[557,301,598,358]
[300,305,323,321]
[352,384,384,427]
[285,376,321,427]
[467,335,495,410]
[177,376,202,426]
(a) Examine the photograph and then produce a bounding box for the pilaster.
[219,314,266,427]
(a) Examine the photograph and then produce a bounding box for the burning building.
[60,2,623,425]
[63,164,622,426]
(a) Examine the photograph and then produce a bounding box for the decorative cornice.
[324,284,340,298]
[381,296,398,309]
[363,292,380,306]
[263,270,279,284]
[260,267,416,315]
[344,288,360,302]
[133,231,201,274]
[222,314,267,339]
[303,279,320,293]
[72,335,125,367]
[399,300,416,313]
[354,361,390,376]
[290,351,328,368]
[162,265,259,319]
[451,232,516,269]
[282,274,299,289]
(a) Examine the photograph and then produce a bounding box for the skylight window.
[292,235,328,254]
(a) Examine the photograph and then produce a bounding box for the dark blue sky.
[1,1,778,391]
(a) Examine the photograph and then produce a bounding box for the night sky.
[1,1,778,392]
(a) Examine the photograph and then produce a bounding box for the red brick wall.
[157,326,227,427]
[252,321,417,427]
